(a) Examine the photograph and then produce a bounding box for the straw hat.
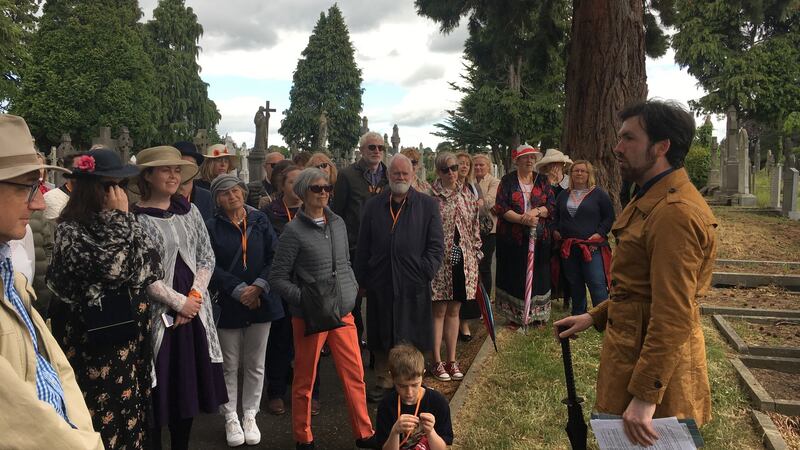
[534,148,573,172]
[135,146,199,184]
[0,114,71,181]
[204,143,237,169]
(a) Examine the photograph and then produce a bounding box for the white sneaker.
[242,412,261,445]
[225,417,245,447]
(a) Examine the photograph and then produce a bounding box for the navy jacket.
[206,206,284,328]
[553,187,615,239]
[191,185,214,221]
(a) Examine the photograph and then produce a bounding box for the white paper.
[590,417,696,450]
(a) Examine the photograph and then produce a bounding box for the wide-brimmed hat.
[204,143,237,169]
[64,148,139,179]
[0,114,71,181]
[511,144,542,161]
[173,140,204,165]
[534,148,573,172]
[134,146,200,184]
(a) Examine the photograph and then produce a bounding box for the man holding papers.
[556,100,717,447]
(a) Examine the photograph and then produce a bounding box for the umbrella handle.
[558,325,580,403]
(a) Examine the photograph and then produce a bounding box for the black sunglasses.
[411,160,419,166]
[0,179,44,205]
[102,179,129,191]
[438,164,459,174]
[366,144,385,152]
[315,162,330,170]
[308,184,334,193]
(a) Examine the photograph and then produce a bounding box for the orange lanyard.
[283,200,294,222]
[397,387,425,447]
[229,210,248,269]
[389,198,406,233]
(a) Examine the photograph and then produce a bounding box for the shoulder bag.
[297,221,346,336]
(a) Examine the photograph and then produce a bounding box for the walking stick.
[557,325,588,450]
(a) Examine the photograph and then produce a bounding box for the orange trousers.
[291,313,374,444]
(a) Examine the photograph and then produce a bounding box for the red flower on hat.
[212,147,229,157]
[75,155,96,172]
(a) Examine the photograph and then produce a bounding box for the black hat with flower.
[65,148,140,179]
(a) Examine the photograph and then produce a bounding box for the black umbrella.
[558,325,588,450]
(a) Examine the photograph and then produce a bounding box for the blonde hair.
[569,160,596,189]
[388,343,425,381]
[455,151,475,184]
[305,152,337,185]
[400,147,421,162]
[472,153,493,165]
[199,156,235,183]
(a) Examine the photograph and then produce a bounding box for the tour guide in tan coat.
[556,100,717,447]
[0,114,103,449]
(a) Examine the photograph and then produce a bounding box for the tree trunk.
[561,0,647,210]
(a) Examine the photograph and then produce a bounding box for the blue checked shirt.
[0,244,72,425]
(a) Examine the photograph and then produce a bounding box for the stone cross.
[117,126,133,163]
[391,124,400,154]
[91,127,117,151]
[193,129,209,154]
[249,100,276,182]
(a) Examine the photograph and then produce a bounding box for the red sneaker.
[430,361,451,381]
[445,361,464,381]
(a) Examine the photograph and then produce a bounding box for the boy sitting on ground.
[376,343,453,450]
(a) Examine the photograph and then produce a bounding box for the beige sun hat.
[204,143,238,169]
[534,148,573,172]
[132,146,199,187]
[0,114,71,181]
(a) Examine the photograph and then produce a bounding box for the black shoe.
[366,385,385,403]
[296,441,315,450]
[356,435,379,449]
[458,332,474,342]
[320,344,331,357]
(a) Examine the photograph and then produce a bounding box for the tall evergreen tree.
[0,0,40,111]
[13,0,159,149]
[145,0,220,144]
[279,4,363,160]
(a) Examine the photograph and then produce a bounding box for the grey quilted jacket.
[269,207,357,318]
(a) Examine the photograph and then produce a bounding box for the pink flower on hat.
[75,155,96,172]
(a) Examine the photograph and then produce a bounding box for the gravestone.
[766,150,775,174]
[55,133,76,187]
[92,127,117,151]
[783,155,799,220]
[707,137,721,191]
[391,124,400,154]
[249,101,275,183]
[724,106,740,195]
[754,139,761,172]
[193,129,209,154]
[732,126,756,206]
[771,162,783,209]
[117,126,133,163]
[360,116,369,136]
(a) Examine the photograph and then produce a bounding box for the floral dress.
[492,171,555,324]
[47,210,164,449]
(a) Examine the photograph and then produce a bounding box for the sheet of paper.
[590,417,696,450]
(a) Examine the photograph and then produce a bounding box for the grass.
[752,169,800,208]
[452,309,764,449]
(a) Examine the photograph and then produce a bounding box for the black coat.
[355,188,444,352]
[191,185,214,221]
[206,206,284,328]
[332,159,389,254]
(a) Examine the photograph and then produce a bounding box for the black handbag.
[84,287,137,345]
[298,222,345,336]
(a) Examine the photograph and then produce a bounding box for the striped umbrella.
[523,225,536,326]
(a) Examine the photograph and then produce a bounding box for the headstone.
[55,133,75,187]
[91,126,117,151]
[766,150,775,174]
[193,129,209,154]
[249,101,276,182]
[723,106,739,195]
[391,124,400,154]
[733,127,756,206]
[782,155,799,220]
[754,139,761,172]
[771,162,783,209]
[707,137,720,191]
[117,126,133,163]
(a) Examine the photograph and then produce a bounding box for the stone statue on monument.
[254,106,268,153]
[360,116,369,136]
[317,110,329,152]
[391,124,400,154]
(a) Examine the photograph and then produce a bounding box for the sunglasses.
[1,179,44,205]
[308,184,334,194]
[102,179,129,191]
[315,162,330,170]
[411,160,419,166]
[438,164,459,174]
[366,144,385,152]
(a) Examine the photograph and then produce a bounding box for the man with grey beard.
[355,154,444,402]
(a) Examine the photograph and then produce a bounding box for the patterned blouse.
[492,171,555,245]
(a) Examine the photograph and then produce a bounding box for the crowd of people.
[1,98,717,450]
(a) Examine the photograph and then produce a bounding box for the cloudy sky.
[139,0,724,151]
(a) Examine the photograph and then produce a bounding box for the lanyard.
[389,198,406,233]
[397,387,425,447]
[283,200,294,221]
[229,210,248,270]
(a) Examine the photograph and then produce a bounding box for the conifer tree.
[0,0,40,111]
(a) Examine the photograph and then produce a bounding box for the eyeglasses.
[102,179,129,191]
[438,164,459,174]
[366,144,385,152]
[571,169,588,174]
[308,184,334,193]
[411,160,419,166]
[0,179,44,205]
[315,163,330,170]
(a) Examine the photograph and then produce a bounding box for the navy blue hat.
[173,141,205,165]
[64,148,139,179]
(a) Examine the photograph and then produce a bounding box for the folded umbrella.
[475,279,497,351]
[558,325,588,450]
